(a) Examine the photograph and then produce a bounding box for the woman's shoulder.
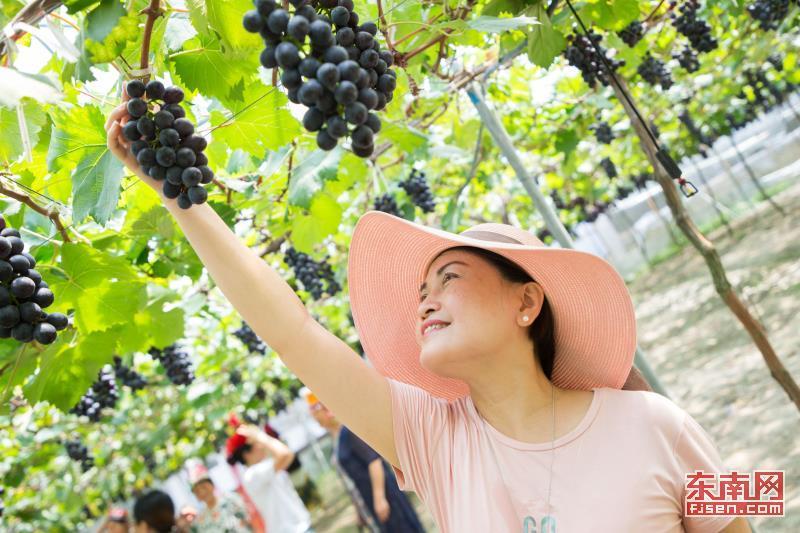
[598,387,688,440]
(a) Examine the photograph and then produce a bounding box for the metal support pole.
[466,83,670,399]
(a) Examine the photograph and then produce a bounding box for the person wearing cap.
[105,112,750,533]
[306,391,425,532]
[188,465,252,532]
[225,423,313,533]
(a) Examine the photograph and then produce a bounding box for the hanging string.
[563,0,698,198]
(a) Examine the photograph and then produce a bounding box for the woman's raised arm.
[105,98,400,468]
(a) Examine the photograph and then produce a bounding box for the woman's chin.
[419,347,458,378]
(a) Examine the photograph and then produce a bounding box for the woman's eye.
[443,272,456,282]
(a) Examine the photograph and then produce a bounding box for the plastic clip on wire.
[563,0,699,199]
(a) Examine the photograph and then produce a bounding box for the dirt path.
[628,180,800,531]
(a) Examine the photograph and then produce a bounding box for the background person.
[188,464,252,532]
[226,422,313,533]
[306,390,425,532]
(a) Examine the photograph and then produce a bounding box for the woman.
[189,467,252,532]
[106,94,748,532]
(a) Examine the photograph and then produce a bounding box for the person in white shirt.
[226,423,314,533]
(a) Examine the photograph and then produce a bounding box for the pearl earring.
[522,316,529,322]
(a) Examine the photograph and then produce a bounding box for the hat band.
[459,230,523,245]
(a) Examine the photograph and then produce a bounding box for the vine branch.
[138,0,164,77]
[0,177,71,243]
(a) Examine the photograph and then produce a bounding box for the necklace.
[478,380,556,523]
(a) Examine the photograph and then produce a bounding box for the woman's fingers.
[104,103,128,131]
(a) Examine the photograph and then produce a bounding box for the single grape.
[143,81,163,101]
[126,80,146,98]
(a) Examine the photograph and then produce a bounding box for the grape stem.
[376,0,398,55]
[139,0,164,80]
[0,176,71,243]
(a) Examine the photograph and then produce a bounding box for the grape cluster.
[746,0,790,30]
[372,193,403,217]
[122,80,213,209]
[590,121,614,144]
[148,345,195,386]
[767,54,784,72]
[550,191,567,210]
[679,110,712,147]
[272,390,288,413]
[243,0,397,158]
[618,20,644,47]
[284,247,341,300]
[600,157,618,179]
[0,215,68,344]
[637,53,673,89]
[671,0,717,53]
[399,169,436,213]
[564,29,624,88]
[633,172,652,191]
[536,228,552,242]
[234,322,267,355]
[71,367,118,421]
[230,369,243,386]
[66,439,95,472]
[673,46,700,72]
[113,356,147,390]
[616,184,634,200]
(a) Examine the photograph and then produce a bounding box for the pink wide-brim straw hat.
[348,211,638,401]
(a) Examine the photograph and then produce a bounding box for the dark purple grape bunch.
[746,0,790,31]
[0,215,68,344]
[399,169,436,213]
[672,47,699,73]
[122,80,213,209]
[633,172,652,191]
[563,29,624,88]
[590,121,614,144]
[71,367,119,421]
[637,53,673,89]
[550,190,567,210]
[600,157,618,179]
[372,193,403,218]
[284,247,341,300]
[113,356,147,390]
[234,322,267,355]
[148,344,195,386]
[767,54,784,72]
[230,369,243,386]
[536,228,552,243]
[616,184,633,200]
[243,0,397,158]
[618,20,644,47]
[670,0,717,53]
[65,438,95,472]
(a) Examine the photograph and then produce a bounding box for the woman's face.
[415,249,541,380]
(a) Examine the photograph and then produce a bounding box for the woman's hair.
[443,246,556,379]
[226,443,253,465]
[132,490,175,533]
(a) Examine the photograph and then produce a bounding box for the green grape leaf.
[0,99,47,163]
[23,327,121,410]
[291,193,343,253]
[85,0,126,43]
[206,0,262,51]
[288,147,343,208]
[526,4,566,68]
[46,243,146,335]
[47,104,107,173]
[380,122,428,158]
[71,149,125,225]
[210,86,301,156]
[171,34,255,104]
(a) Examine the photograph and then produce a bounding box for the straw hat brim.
[348,211,637,401]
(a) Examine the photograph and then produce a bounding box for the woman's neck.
[206,494,218,509]
[467,354,565,443]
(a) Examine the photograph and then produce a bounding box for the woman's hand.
[104,86,161,193]
[373,495,391,522]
